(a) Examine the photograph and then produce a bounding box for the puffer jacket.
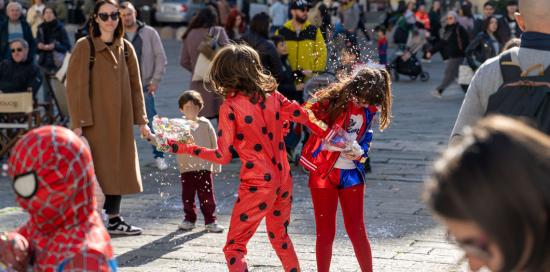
[300,99,377,182]
[275,20,327,74]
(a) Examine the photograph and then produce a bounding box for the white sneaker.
[178,220,195,231]
[155,157,168,171]
[205,222,224,233]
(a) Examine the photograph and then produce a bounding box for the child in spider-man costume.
[0,126,116,272]
[165,44,330,272]
[300,68,393,272]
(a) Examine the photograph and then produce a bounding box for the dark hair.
[225,8,245,34]
[429,0,440,14]
[271,35,285,47]
[312,68,392,130]
[375,25,386,34]
[483,1,496,8]
[43,6,57,18]
[506,0,518,7]
[425,116,550,272]
[249,12,270,38]
[182,7,219,40]
[483,15,499,35]
[460,3,473,18]
[341,44,359,59]
[178,90,204,110]
[208,44,278,99]
[89,0,124,39]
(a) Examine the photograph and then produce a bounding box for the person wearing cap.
[276,0,327,89]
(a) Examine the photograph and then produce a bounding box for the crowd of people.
[1,0,550,271]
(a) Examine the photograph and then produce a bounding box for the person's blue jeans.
[144,86,164,159]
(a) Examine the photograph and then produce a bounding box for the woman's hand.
[73,127,83,137]
[139,125,152,140]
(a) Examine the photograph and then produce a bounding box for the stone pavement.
[0,40,474,271]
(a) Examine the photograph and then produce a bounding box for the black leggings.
[103,195,122,215]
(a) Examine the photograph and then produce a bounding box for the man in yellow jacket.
[276,0,327,86]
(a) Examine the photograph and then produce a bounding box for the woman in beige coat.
[66,0,151,235]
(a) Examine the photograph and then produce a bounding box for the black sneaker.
[107,217,142,235]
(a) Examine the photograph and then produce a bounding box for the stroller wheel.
[410,75,417,80]
[420,72,430,82]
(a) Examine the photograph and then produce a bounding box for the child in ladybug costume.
[165,44,331,272]
[0,126,116,272]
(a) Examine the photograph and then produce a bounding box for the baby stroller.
[390,51,430,81]
[390,29,430,82]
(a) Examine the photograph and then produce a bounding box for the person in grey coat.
[121,2,168,170]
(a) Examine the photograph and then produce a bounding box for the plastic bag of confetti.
[150,116,198,152]
[321,126,354,152]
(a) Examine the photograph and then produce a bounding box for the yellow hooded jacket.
[275,20,327,75]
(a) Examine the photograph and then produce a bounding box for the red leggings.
[223,176,300,272]
[310,184,372,272]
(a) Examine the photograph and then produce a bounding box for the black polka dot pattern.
[268,132,273,140]
[193,149,201,155]
[240,213,248,221]
[273,210,281,216]
[236,133,244,140]
[230,257,236,265]
[250,97,258,104]
[259,202,267,210]
[281,191,289,199]
[262,127,267,134]
[215,152,222,158]
[276,187,281,195]
[275,112,280,120]
[254,144,262,152]
[171,143,179,152]
[229,239,235,245]
[245,161,254,169]
[244,116,253,124]
[217,130,222,137]
[271,157,276,165]
[260,102,266,109]
[229,145,236,153]
[249,186,258,193]
[293,110,301,117]
[290,268,298,272]
[282,242,288,249]
[228,113,235,120]
[236,197,241,203]
[279,142,284,150]
[269,232,275,239]
[264,173,271,181]
[277,163,283,171]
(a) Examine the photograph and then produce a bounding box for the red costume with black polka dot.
[169,91,328,272]
[1,126,116,272]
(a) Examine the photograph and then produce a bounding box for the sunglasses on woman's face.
[97,11,120,22]
[446,231,492,260]
[11,47,23,53]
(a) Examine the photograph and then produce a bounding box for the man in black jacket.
[0,2,36,62]
[0,39,42,99]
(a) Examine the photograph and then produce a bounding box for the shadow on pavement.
[116,229,207,267]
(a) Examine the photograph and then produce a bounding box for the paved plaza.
[1,39,472,271]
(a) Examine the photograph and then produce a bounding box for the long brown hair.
[182,7,219,40]
[208,44,278,98]
[312,68,392,130]
[425,116,550,272]
[89,0,124,39]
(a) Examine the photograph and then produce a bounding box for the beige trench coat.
[66,36,148,195]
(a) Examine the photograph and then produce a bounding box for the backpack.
[485,49,550,134]
[85,37,129,97]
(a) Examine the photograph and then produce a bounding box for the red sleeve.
[276,92,329,136]
[169,103,235,165]
[61,249,112,271]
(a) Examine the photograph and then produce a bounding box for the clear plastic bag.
[151,116,198,152]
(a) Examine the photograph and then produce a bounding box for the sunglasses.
[446,231,492,260]
[11,47,23,53]
[447,17,455,20]
[97,11,120,22]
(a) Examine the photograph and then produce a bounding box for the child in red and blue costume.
[0,126,116,272]
[165,44,330,272]
[300,68,393,272]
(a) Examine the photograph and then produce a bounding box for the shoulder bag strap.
[499,50,522,84]
[87,36,95,100]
